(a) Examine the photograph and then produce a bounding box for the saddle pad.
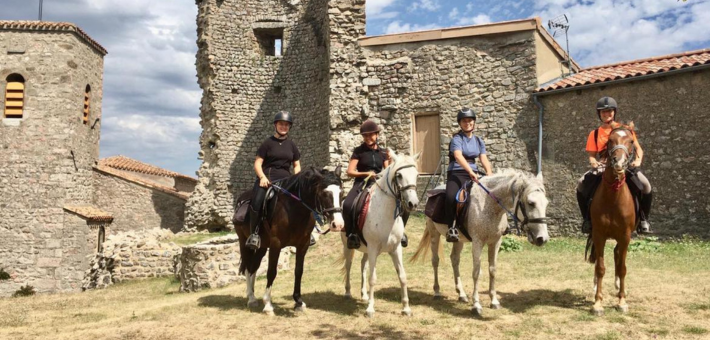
[357,191,372,232]
[424,190,447,224]
[232,190,254,224]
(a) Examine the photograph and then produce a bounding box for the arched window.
[83,85,91,124]
[4,74,25,119]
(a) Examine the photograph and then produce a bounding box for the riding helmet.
[456,107,477,123]
[596,97,618,121]
[359,120,381,135]
[274,110,293,125]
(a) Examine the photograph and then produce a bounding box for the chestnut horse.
[585,123,636,316]
[234,166,344,315]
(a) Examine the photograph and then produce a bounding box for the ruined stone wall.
[329,31,541,189]
[0,30,104,296]
[186,0,331,231]
[538,69,710,236]
[93,170,187,234]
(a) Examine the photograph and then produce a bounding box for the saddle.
[232,186,279,224]
[424,182,474,241]
[584,168,643,221]
[345,184,373,246]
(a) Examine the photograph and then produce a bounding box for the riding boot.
[637,191,653,234]
[347,234,361,249]
[577,191,592,234]
[245,207,261,250]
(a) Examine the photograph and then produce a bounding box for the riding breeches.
[445,170,470,228]
[577,168,651,195]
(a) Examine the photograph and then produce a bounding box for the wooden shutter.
[4,82,24,118]
[83,88,90,124]
[413,113,441,174]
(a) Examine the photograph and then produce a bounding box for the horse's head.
[387,150,420,212]
[314,165,344,231]
[606,122,636,177]
[517,172,549,246]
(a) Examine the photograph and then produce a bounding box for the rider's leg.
[246,180,267,250]
[343,181,362,249]
[635,171,653,233]
[445,170,467,242]
[577,172,593,234]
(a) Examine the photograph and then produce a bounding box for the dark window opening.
[97,226,106,252]
[83,85,91,125]
[254,28,284,57]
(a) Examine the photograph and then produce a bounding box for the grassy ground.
[2,214,710,340]
[167,231,232,246]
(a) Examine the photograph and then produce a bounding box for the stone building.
[185,0,576,232]
[534,49,710,236]
[0,21,194,296]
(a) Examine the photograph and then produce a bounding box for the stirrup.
[446,228,459,243]
[581,220,592,234]
[637,220,651,234]
[245,234,261,250]
[347,234,361,249]
[401,233,408,248]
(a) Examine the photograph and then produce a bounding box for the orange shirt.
[586,126,638,154]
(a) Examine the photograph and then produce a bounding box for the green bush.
[629,236,662,253]
[500,236,523,253]
[13,284,36,297]
[0,268,10,280]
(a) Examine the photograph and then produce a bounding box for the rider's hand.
[590,159,600,169]
[368,171,377,178]
[468,170,479,183]
[259,176,270,188]
[630,159,641,168]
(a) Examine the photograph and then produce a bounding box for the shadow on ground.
[310,323,428,340]
[499,288,588,313]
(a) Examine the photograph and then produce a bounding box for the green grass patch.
[168,231,231,246]
[628,237,662,253]
[648,328,670,337]
[596,330,622,340]
[682,326,708,335]
[499,236,523,252]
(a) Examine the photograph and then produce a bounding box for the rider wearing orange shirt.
[576,97,653,234]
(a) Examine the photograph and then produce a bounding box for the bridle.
[375,163,418,218]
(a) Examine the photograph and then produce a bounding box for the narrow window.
[254,28,284,56]
[97,225,105,252]
[83,85,91,124]
[413,113,441,174]
[4,74,25,119]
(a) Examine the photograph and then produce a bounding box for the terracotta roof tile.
[0,20,107,55]
[535,48,710,93]
[64,206,114,223]
[99,156,195,182]
[93,165,190,200]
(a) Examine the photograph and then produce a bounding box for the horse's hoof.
[591,307,604,316]
[365,310,375,318]
[294,305,307,313]
[264,309,275,316]
[490,303,501,310]
[401,308,412,316]
[458,296,469,303]
[248,300,260,309]
[433,294,444,300]
[361,295,369,302]
[616,304,629,313]
[344,292,352,299]
[472,307,483,317]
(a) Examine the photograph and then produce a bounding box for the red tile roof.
[0,20,107,55]
[93,165,191,200]
[536,48,710,93]
[64,206,114,223]
[99,156,195,182]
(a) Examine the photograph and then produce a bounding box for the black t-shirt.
[351,143,388,183]
[256,136,301,181]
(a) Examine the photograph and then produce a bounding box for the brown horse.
[234,166,344,315]
[585,122,636,316]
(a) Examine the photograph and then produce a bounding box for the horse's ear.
[334,164,342,178]
[413,151,422,161]
[536,172,544,182]
[387,148,399,163]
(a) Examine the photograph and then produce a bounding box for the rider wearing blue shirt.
[445,107,493,242]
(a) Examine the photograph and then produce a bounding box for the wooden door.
[413,113,441,174]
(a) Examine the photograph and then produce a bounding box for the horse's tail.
[338,247,355,282]
[584,234,596,264]
[411,218,443,263]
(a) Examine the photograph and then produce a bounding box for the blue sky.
[1,0,708,176]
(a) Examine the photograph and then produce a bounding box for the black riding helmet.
[360,120,381,135]
[457,107,477,123]
[596,97,618,121]
[274,110,293,125]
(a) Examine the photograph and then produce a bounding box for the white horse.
[340,151,420,318]
[413,169,549,316]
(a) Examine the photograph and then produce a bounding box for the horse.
[340,151,420,318]
[585,123,637,316]
[413,169,550,316]
[234,166,344,315]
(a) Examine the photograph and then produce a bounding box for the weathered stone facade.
[537,69,710,236]
[0,22,106,296]
[186,0,572,231]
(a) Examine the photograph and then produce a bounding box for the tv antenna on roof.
[548,14,573,77]
[39,0,44,21]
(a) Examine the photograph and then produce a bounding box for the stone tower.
[0,21,107,294]
[186,0,335,231]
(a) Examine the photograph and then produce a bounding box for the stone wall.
[0,29,105,296]
[177,235,291,292]
[185,0,332,231]
[537,69,710,236]
[93,170,188,234]
[83,229,180,290]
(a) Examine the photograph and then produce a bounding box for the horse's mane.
[282,167,340,192]
[483,168,545,196]
[610,121,636,133]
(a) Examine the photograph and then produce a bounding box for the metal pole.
[39,0,44,21]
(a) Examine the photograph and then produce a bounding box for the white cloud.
[385,21,441,34]
[367,0,398,17]
[533,0,710,67]
[457,14,493,26]
[449,7,460,20]
[410,0,441,12]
